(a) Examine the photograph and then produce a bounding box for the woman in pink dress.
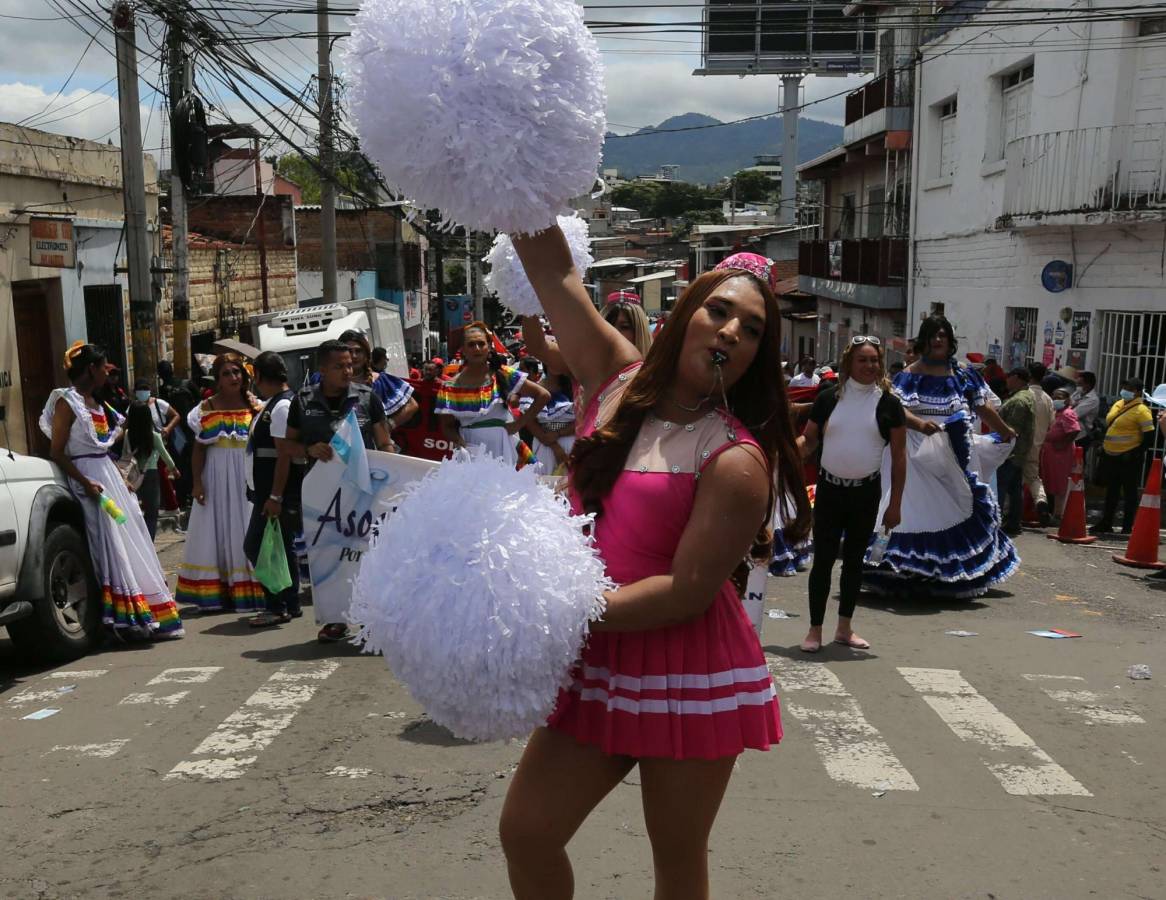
[500,230,811,899]
[1040,386,1082,521]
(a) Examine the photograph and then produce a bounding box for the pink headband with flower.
[715,252,777,292]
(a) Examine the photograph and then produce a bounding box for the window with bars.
[1097,311,1166,399]
[938,97,958,179]
[865,186,886,238]
[999,63,1034,159]
[1006,306,1038,369]
[840,192,857,238]
[376,243,400,291]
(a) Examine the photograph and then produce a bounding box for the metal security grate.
[1097,310,1166,398]
[1005,306,1038,370]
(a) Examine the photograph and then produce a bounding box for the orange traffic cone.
[1022,485,1042,528]
[1113,457,1166,569]
[1049,447,1096,544]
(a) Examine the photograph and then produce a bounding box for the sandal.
[834,633,871,650]
[249,612,286,628]
[317,623,349,643]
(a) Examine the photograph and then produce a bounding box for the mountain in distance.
[601,112,843,186]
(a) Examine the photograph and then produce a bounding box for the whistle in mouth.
[711,350,728,366]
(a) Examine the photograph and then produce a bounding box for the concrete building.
[911,0,1166,395]
[0,124,158,456]
[163,194,299,359]
[796,1,922,364]
[295,206,432,356]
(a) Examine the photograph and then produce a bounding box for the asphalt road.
[1,528,1163,900]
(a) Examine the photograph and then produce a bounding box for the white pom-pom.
[351,448,612,742]
[484,215,593,317]
[344,0,607,234]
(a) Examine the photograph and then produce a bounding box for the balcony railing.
[798,237,908,287]
[844,69,914,126]
[1002,124,1166,220]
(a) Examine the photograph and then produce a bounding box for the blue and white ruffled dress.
[863,366,1018,599]
[770,490,811,576]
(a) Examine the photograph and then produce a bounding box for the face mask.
[134,390,150,402]
[1120,389,1136,401]
[1053,399,1067,411]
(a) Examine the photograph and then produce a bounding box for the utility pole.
[167,15,191,379]
[114,1,159,382]
[779,76,801,227]
[467,232,483,323]
[317,0,338,305]
[252,136,270,312]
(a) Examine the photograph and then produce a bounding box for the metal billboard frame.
[694,0,875,77]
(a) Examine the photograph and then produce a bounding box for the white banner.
[301,450,438,625]
[743,563,767,637]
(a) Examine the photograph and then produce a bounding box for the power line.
[17,29,100,127]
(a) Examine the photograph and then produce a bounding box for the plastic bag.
[254,518,293,595]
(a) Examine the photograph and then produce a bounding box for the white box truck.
[246,298,409,388]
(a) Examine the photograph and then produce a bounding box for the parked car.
[0,449,101,661]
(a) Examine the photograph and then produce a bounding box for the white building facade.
[911,0,1166,395]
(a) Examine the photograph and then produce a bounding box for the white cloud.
[0,82,167,163]
[0,0,866,167]
[602,56,866,130]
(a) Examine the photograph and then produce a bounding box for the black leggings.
[808,476,882,627]
[1099,448,1145,532]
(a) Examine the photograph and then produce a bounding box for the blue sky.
[0,1,861,158]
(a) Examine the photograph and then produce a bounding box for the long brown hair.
[571,268,812,563]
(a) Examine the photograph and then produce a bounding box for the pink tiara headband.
[715,252,777,292]
[605,289,642,307]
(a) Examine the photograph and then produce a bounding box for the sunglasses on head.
[850,335,881,346]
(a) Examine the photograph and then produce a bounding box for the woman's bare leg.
[639,754,737,900]
[500,727,635,900]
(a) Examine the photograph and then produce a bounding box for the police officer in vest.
[284,339,392,642]
[244,351,308,628]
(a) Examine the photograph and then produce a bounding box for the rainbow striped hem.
[102,586,156,630]
[175,575,267,612]
[150,601,184,635]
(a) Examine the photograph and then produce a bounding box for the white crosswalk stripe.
[14,657,1146,802]
[1022,674,1146,725]
[118,667,222,707]
[164,660,340,782]
[8,686,78,707]
[147,667,222,685]
[769,655,919,792]
[899,667,1092,797]
[45,669,108,680]
[8,669,110,707]
[47,740,130,759]
[119,691,190,707]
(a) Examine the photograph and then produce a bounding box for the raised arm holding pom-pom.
[505,224,811,900]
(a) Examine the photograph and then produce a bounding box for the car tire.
[8,524,101,662]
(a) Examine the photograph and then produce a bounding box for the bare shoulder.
[53,394,75,422]
[700,442,769,497]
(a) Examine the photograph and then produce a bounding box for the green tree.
[672,207,726,239]
[443,261,467,295]
[275,151,381,204]
[653,181,719,219]
[727,169,774,203]
[611,181,661,216]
